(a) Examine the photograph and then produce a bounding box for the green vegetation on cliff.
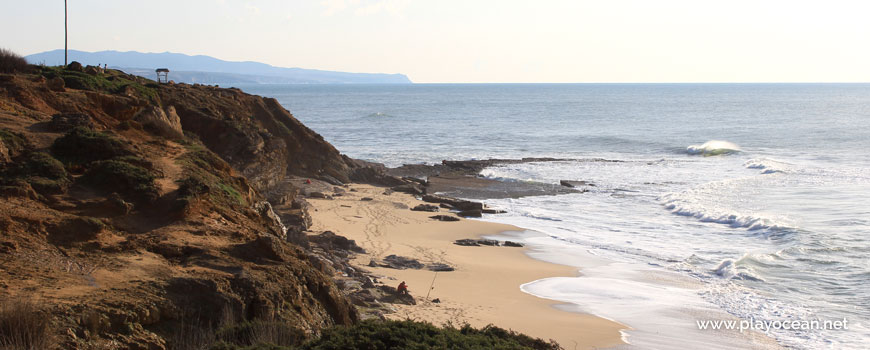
[202,319,561,350]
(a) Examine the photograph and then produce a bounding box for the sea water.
[238,83,870,349]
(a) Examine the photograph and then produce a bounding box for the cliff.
[0,64,370,349]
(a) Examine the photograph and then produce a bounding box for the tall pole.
[64,0,68,66]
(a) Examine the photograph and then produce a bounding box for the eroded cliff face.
[158,85,356,199]
[0,67,358,349]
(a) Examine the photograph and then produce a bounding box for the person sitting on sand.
[397,281,409,295]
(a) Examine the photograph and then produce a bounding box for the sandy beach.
[306,184,627,349]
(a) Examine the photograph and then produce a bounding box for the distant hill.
[25,49,412,84]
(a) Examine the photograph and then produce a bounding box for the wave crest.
[686,140,741,156]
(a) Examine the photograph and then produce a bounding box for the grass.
[51,127,134,166]
[175,142,247,210]
[0,48,28,74]
[0,151,71,195]
[299,320,562,350]
[80,159,159,203]
[0,129,27,154]
[0,298,55,350]
[38,66,158,102]
[167,319,561,350]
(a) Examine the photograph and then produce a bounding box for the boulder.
[66,61,83,72]
[503,241,524,247]
[308,231,365,253]
[350,166,406,187]
[477,239,499,246]
[410,204,439,212]
[360,197,374,201]
[421,194,483,211]
[47,76,65,92]
[482,208,507,214]
[427,263,455,272]
[438,202,454,210]
[381,254,424,270]
[429,215,460,222]
[560,180,595,188]
[84,65,100,75]
[253,201,287,240]
[454,239,479,247]
[133,105,184,139]
[457,209,482,218]
[391,183,424,195]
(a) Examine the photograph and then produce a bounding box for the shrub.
[51,127,134,165]
[80,159,159,203]
[0,48,28,74]
[300,319,562,350]
[214,320,305,348]
[38,66,158,101]
[19,152,68,180]
[0,128,27,155]
[175,143,247,209]
[0,298,55,350]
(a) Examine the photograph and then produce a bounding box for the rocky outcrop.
[132,105,183,139]
[158,86,358,195]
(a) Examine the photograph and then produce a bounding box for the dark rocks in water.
[430,215,460,222]
[503,241,524,247]
[308,231,365,253]
[422,194,482,211]
[391,183,424,195]
[350,166,406,187]
[411,204,439,212]
[454,239,480,247]
[402,176,427,185]
[382,254,424,270]
[458,209,482,218]
[482,208,507,214]
[360,197,374,201]
[560,180,595,188]
[427,263,455,272]
[477,239,499,246]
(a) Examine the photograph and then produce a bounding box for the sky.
[2,0,870,83]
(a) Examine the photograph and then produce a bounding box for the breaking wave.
[661,197,794,233]
[744,158,791,174]
[686,140,741,156]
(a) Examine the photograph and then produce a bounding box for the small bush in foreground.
[51,127,134,165]
[80,159,159,203]
[0,48,28,74]
[0,298,55,350]
[300,319,562,350]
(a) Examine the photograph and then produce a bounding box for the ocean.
[238,83,870,349]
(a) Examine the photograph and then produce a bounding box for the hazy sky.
[3,0,870,83]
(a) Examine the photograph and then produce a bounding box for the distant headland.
[25,49,413,84]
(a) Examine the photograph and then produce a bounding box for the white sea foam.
[687,140,742,156]
[744,158,792,174]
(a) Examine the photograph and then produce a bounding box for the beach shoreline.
[306,184,627,349]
